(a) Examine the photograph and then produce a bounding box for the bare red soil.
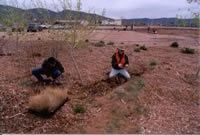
[0,27,199,133]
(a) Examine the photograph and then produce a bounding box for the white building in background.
[101,20,115,25]
[80,20,89,26]
[101,20,108,25]
[54,20,89,26]
[101,19,123,26]
[114,19,122,26]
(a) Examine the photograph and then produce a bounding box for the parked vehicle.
[27,23,42,32]
[40,24,51,29]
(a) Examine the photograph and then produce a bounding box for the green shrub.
[135,80,145,91]
[134,105,149,117]
[95,40,105,47]
[107,41,114,45]
[18,80,32,87]
[181,47,195,54]
[106,119,121,133]
[125,84,133,92]
[114,90,126,99]
[73,104,86,114]
[134,106,142,114]
[134,48,141,52]
[150,61,157,67]
[140,45,148,51]
[170,42,179,48]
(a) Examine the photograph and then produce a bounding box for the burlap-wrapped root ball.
[28,87,68,113]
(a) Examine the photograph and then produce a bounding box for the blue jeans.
[32,68,62,81]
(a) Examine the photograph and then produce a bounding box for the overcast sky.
[0,0,199,19]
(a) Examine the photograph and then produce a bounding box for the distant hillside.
[0,5,113,25]
[26,8,57,20]
[0,5,198,27]
[122,18,199,27]
[0,5,25,24]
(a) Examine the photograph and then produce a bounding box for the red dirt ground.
[0,27,199,133]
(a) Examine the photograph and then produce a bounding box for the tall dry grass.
[28,87,68,113]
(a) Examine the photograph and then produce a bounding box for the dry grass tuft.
[28,87,68,113]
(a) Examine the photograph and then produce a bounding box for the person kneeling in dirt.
[32,57,64,85]
[109,47,131,83]
[152,28,157,34]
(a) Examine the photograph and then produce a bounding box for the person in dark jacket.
[32,57,64,84]
[109,46,131,80]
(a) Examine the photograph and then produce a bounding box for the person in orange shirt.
[109,46,131,82]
